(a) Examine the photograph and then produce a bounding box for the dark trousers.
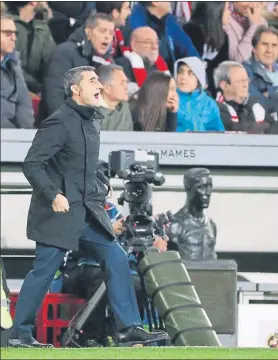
[11,224,141,340]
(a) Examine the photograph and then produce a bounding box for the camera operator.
[55,162,167,347]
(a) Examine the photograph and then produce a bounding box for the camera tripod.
[61,262,165,348]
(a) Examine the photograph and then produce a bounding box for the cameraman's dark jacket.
[23,98,115,251]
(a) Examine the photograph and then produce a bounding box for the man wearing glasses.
[215,61,278,134]
[0,12,34,128]
[116,26,170,94]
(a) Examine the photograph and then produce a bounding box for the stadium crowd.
[1,1,278,134]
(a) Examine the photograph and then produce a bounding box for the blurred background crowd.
[1,1,278,134]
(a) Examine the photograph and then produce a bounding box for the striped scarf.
[113,28,130,56]
[231,9,249,32]
[124,51,170,87]
[113,28,170,87]
[174,1,192,23]
[216,92,266,123]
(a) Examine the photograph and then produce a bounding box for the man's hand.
[222,2,231,26]
[167,93,179,113]
[113,219,124,235]
[40,1,53,20]
[247,3,265,25]
[153,236,168,253]
[52,194,70,213]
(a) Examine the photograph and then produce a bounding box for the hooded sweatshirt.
[174,57,224,132]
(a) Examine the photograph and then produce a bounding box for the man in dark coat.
[6,1,56,94]
[38,12,115,123]
[214,61,278,134]
[1,13,34,128]
[8,65,168,348]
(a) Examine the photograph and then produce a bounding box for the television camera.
[108,150,173,252]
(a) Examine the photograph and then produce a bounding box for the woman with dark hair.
[183,1,230,95]
[131,71,178,132]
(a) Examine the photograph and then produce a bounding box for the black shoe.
[117,325,169,346]
[8,337,54,348]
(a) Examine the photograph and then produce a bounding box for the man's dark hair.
[64,66,96,97]
[190,2,226,51]
[85,12,114,28]
[95,2,124,15]
[252,25,278,48]
[5,1,29,14]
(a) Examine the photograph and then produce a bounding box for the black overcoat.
[23,98,115,251]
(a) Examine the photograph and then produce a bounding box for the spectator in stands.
[172,2,193,26]
[174,57,224,132]
[243,26,278,116]
[131,71,178,132]
[214,61,278,133]
[48,2,95,44]
[95,2,131,58]
[223,2,267,63]
[39,13,115,121]
[96,64,133,131]
[128,2,200,73]
[260,2,278,26]
[6,1,55,95]
[0,13,34,128]
[116,27,170,95]
[183,2,230,96]
[69,2,131,58]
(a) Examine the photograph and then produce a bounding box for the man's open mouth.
[94,92,100,99]
[101,42,109,49]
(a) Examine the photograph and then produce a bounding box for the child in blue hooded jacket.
[174,57,224,132]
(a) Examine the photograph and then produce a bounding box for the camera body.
[108,150,166,251]
[108,150,164,185]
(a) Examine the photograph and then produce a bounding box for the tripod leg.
[145,300,153,333]
[150,302,158,330]
[75,281,106,332]
[159,317,164,330]
[62,281,107,347]
[139,272,153,332]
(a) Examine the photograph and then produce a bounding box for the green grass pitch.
[1,347,278,359]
